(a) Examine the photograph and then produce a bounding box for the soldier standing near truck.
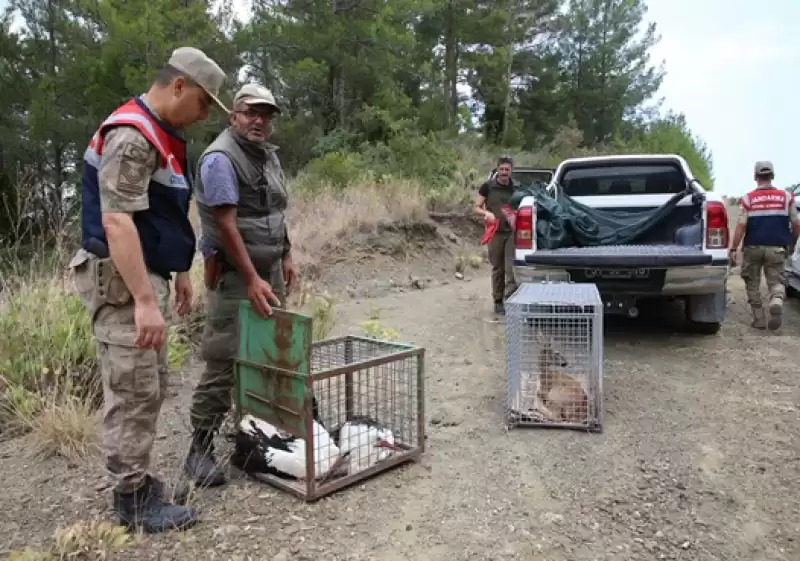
[184,83,298,487]
[729,161,800,330]
[68,47,228,533]
[474,156,519,314]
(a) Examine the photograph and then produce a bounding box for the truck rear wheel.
[684,319,722,335]
[684,292,725,335]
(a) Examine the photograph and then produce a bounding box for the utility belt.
[202,247,285,291]
[77,238,133,313]
[742,244,791,250]
[71,238,167,325]
[202,253,270,290]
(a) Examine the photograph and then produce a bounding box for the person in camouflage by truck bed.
[474,156,519,314]
[184,83,298,487]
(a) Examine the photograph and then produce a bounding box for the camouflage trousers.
[189,263,286,433]
[740,245,788,308]
[487,230,518,303]
[69,248,172,494]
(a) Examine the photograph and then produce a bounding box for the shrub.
[360,130,460,191]
[300,151,365,192]
[310,293,335,341]
[360,307,400,341]
[0,268,194,448]
[0,279,96,394]
[9,376,102,463]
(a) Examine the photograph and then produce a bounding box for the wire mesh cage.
[504,282,604,432]
[231,302,425,501]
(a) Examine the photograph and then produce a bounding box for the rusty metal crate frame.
[233,302,426,502]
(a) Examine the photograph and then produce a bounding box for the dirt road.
[2,269,800,561]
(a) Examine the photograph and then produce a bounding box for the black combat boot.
[184,428,227,487]
[494,301,505,315]
[149,474,192,506]
[112,475,198,534]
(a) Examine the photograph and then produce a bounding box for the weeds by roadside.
[4,518,131,561]
[0,262,194,458]
[1,372,101,463]
[360,306,400,341]
[455,252,485,274]
[0,272,101,458]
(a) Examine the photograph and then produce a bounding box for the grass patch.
[455,251,485,274]
[0,279,96,391]
[4,517,131,561]
[9,381,102,464]
[286,279,337,341]
[360,306,400,341]
[285,174,431,274]
[0,268,193,456]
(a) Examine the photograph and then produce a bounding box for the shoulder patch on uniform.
[115,135,156,196]
[122,141,150,163]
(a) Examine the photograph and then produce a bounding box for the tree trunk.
[500,43,513,145]
[47,0,64,230]
[444,0,459,130]
[326,0,346,132]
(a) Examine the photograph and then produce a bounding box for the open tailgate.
[523,244,712,268]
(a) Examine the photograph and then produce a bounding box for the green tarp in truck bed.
[508,182,702,250]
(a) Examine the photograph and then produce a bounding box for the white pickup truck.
[512,154,730,335]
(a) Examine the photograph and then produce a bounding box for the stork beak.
[376,440,403,452]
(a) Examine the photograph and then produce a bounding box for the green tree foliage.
[0,0,717,247]
[554,0,665,145]
[616,112,715,190]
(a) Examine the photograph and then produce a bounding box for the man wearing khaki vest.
[474,156,519,314]
[184,83,298,486]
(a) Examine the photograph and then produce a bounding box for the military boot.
[768,297,784,331]
[494,301,505,315]
[184,429,227,487]
[149,475,192,506]
[751,306,767,330]
[112,475,198,534]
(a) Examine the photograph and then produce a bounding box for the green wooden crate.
[233,300,314,439]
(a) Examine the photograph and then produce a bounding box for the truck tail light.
[706,201,729,249]
[515,206,534,250]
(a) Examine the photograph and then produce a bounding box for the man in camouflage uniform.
[729,161,800,330]
[184,83,297,487]
[68,48,228,532]
[474,156,519,314]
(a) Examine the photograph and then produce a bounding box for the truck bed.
[523,244,713,268]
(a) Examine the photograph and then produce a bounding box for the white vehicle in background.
[786,249,800,296]
[783,184,800,296]
[512,154,730,335]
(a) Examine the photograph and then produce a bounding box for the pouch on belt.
[68,247,132,323]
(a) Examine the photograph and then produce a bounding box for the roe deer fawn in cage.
[533,330,589,425]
